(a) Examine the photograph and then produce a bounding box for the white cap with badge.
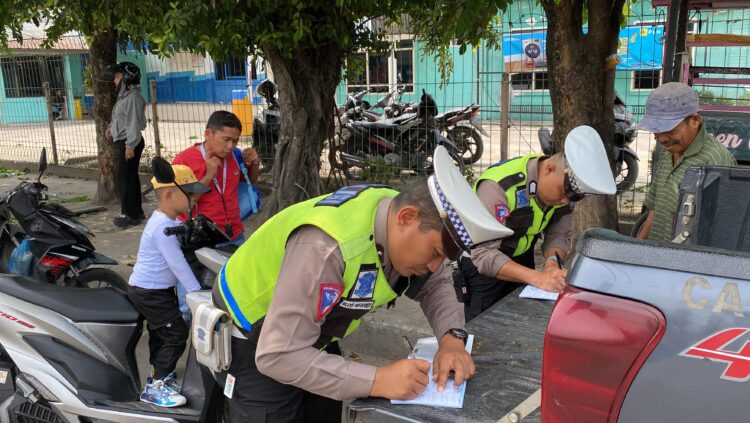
[562,125,617,201]
[427,146,514,261]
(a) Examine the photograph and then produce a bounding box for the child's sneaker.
[162,372,182,394]
[140,377,186,407]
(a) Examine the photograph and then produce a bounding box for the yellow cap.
[150,164,211,194]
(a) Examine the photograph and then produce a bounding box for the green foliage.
[0,0,158,50]
[697,88,737,106]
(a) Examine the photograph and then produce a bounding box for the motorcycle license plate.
[470,116,489,136]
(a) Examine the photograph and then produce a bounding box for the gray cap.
[638,82,699,133]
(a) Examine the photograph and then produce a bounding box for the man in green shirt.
[637,82,736,241]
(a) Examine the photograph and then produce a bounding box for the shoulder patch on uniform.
[495,204,510,224]
[316,283,342,321]
[516,188,530,207]
[315,184,390,207]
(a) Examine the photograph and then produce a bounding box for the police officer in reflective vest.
[212,147,512,422]
[458,126,616,321]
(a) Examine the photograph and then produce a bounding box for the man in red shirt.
[173,111,260,245]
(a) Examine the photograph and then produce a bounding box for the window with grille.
[632,69,661,90]
[347,39,414,93]
[1,56,65,98]
[214,56,247,80]
[510,72,549,91]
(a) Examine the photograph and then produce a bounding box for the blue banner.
[617,25,664,70]
[502,25,664,72]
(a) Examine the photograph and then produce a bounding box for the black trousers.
[458,247,536,322]
[115,138,144,220]
[127,286,188,380]
[215,337,342,423]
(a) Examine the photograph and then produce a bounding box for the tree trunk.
[540,0,625,242]
[261,44,345,216]
[90,28,118,204]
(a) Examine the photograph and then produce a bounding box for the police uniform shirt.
[252,197,464,401]
[471,157,572,277]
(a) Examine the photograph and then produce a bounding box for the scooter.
[0,148,126,291]
[537,92,639,192]
[252,79,281,173]
[0,158,231,422]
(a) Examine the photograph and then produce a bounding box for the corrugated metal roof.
[4,25,88,53]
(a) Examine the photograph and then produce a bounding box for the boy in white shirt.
[128,165,210,407]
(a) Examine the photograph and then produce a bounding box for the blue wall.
[145,71,250,104]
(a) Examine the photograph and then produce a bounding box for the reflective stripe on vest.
[219,265,252,331]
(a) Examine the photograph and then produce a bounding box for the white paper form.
[519,284,559,301]
[391,334,474,408]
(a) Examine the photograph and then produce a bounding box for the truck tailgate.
[555,229,750,422]
[347,291,552,423]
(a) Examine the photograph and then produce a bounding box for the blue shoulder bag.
[233,149,260,220]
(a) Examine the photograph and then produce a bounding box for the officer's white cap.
[564,126,617,196]
[427,146,513,259]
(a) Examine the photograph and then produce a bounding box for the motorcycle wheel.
[421,144,465,176]
[448,126,484,164]
[70,268,128,294]
[616,153,639,192]
[331,136,367,181]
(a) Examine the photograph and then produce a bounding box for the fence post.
[149,79,162,157]
[500,72,510,161]
[42,82,60,165]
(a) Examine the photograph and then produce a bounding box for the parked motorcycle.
[0,158,230,422]
[435,104,487,165]
[252,79,281,173]
[537,93,639,192]
[334,89,464,179]
[0,148,126,291]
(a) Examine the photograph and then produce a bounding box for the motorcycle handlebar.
[164,225,188,236]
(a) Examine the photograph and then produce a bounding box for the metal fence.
[1,2,749,220]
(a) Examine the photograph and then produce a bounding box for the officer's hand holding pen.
[369,338,429,400]
[536,253,567,293]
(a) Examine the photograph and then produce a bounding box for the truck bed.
[347,288,553,423]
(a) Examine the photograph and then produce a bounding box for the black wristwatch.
[448,328,469,345]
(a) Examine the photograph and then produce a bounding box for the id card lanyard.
[199,143,232,237]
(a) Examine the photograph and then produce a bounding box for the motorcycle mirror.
[38,148,48,174]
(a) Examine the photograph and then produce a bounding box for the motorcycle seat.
[385,113,417,126]
[434,107,467,121]
[351,121,400,132]
[0,275,139,323]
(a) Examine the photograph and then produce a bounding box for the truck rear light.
[542,286,666,423]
